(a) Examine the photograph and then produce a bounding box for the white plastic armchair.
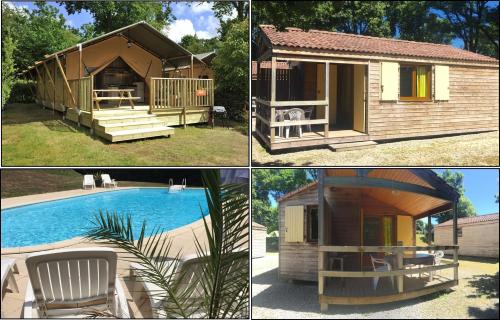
[101,174,117,188]
[430,250,445,279]
[370,255,394,290]
[82,175,96,190]
[284,108,305,138]
[23,247,130,318]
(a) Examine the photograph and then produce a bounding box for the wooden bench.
[93,89,141,110]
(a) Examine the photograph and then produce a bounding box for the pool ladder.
[168,178,186,193]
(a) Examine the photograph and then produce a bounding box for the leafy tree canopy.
[436,169,477,224]
[59,1,173,35]
[252,169,314,232]
[180,35,219,54]
[252,1,499,58]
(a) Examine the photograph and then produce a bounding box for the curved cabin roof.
[259,25,499,65]
[279,169,459,219]
[22,21,203,76]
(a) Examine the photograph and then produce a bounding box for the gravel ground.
[252,253,499,319]
[252,131,499,166]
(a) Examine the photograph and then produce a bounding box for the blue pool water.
[1,188,208,248]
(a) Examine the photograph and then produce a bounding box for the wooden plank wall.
[252,227,267,259]
[279,188,319,281]
[435,221,499,258]
[368,62,499,140]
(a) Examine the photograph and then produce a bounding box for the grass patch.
[252,131,499,166]
[2,103,248,166]
[1,170,83,198]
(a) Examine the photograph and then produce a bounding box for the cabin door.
[353,64,366,133]
[363,216,394,246]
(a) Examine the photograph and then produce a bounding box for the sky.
[4,1,235,43]
[268,169,499,218]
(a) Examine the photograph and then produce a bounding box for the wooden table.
[93,89,140,110]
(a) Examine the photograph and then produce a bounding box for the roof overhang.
[20,21,203,76]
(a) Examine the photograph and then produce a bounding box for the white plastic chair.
[430,250,444,280]
[370,255,394,290]
[2,258,20,318]
[284,108,305,138]
[101,174,117,188]
[23,247,130,318]
[82,175,96,190]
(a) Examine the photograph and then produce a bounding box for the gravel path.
[252,131,499,166]
[252,253,499,319]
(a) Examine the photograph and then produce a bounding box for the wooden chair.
[370,255,394,290]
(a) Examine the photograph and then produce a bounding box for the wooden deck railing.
[150,78,214,111]
[318,245,459,308]
[254,98,329,144]
[67,76,93,112]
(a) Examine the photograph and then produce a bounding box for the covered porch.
[317,169,460,310]
[254,50,371,151]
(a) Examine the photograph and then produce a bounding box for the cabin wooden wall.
[252,224,267,259]
[279,188,318,281]
[435,221,499,258]
[368,62,499,140]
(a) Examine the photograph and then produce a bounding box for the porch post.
[318,170,327,312]
[324,63,329,138]
[427,215,432,245]
[452,201,458,282]
[270,56,277,143]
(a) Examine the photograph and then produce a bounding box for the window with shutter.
[399,64,432,101]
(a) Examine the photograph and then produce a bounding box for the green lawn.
[2,103,249,166]
[1,170,83,198]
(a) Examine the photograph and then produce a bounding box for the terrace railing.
[318,245,459,308]
[150,78,214,112]
[67,76,93,113]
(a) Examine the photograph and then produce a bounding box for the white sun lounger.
[2,258,20,318]
[82,175,96,190]
[101,174,117,188]
[23,247,130,318]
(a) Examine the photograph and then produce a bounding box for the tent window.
[306,206,318,242]
[400,65,431,101]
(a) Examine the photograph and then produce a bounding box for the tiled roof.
[278,181,318,202]
[260,25,499,63]
[436,213,499,227]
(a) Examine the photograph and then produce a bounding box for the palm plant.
[85,169,249,318]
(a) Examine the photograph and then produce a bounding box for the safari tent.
[166,51,216,79]
[254,25,499,151]
[278,169,460,311]
[21,21,214,142]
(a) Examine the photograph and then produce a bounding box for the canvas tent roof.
[23,21,203,75]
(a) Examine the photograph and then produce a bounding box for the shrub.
[8,79,36,103]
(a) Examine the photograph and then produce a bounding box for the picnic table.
[93,89,140,110]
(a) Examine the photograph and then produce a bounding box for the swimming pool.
[1,188,208,248]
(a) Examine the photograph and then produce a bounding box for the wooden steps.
[93,109,174,142]
[328,140,377,152]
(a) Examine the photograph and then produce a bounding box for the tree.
[252,169,313,232]
[415,220,426,233]
[180,35,219,54]
[1,3,18,107]
[435,169,477,224]
[60,1,173,34]
[432,1,499,58]
[212,1,249,21]
[211,19,248,121]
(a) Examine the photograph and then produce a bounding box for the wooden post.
[452,201,458,282]
[270,56,277,143]
[42,62,56,112]
[427,215,432,245]
[149,78,154,114]
[55,55,76,107]
[324,63,330,138]
[53,59,56,113]
[78,43,82,78]
[318,169,328,312]
[396,248,404,293]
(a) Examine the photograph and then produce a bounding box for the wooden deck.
[323,273,454,299]
[259,129,371,150]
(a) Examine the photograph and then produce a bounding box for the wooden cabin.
[21,21,214,142]
[435,213,499,258]
[166,51,216,79]
[254,25,499,151]
[277,169,460,310]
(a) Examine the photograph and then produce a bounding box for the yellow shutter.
[397,215,413,246]
[434,65,449,100]
[380,61,399,101]
[284,206,304,242]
